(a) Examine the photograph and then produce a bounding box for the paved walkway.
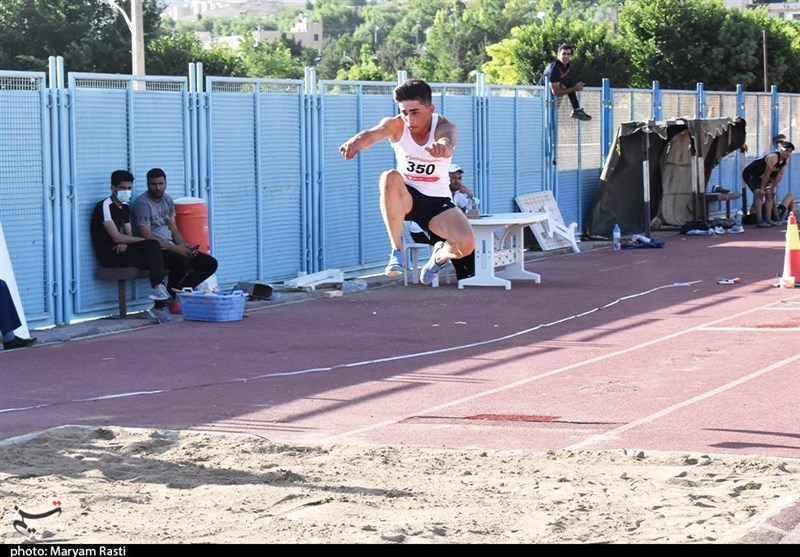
[2,225,799,543]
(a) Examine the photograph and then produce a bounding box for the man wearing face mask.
[90,169,171,302]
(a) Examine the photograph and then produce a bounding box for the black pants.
[96,239,165,288]
[560,77,580,110]
[411,231,475,280]
[1,279,22,335]
[161,250,218,293]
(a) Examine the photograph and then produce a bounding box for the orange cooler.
[174,197,210,254]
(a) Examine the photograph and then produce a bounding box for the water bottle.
[342,279,368,293]
[612,224,621,251]
[734,210,743,227]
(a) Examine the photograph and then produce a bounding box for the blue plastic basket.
[177,289,247,322]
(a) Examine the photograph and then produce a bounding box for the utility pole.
[762,28,768,93]
[131,0,145,76]
[103,0,145,75]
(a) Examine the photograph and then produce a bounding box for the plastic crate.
[177,289,247,322]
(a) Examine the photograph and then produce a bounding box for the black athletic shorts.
[403,184,456,233]
[742,173,762,193]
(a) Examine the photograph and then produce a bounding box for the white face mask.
[116,189,132,203]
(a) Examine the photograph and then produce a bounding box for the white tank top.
[391,113,452,198]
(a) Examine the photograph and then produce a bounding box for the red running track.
[2,227,799,460]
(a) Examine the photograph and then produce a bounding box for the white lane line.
[566,352,800,451]
[322,289,795,443]
[699,327,800,332]
[0,281,701,414]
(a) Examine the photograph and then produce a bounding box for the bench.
[96,267,161,317]
[704,191,741,220]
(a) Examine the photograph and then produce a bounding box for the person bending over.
[742,140,794,227]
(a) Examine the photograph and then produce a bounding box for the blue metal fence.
[0,58,797,328]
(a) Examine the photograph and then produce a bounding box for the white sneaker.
[727,224,744,234]
[148,283,171,301]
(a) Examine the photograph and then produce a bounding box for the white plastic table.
[458,212,550,290]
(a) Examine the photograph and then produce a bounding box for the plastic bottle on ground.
[612,224,621,251]
[342,279,368,293]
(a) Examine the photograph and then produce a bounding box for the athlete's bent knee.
[380,169,403,189]
[450,234,475,257]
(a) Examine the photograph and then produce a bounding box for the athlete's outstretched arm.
[426,116,457,158]
[339,116,399,160]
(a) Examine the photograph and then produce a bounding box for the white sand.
[2,426,799,544]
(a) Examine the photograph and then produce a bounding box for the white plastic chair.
[401,221,440,287]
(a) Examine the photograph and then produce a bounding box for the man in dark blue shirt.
[539,44,592,121]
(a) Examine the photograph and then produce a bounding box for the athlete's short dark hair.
[393,79,432,105]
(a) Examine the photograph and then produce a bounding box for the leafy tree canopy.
[1,0,799,92]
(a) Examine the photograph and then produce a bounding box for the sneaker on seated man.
[571,108,592,121]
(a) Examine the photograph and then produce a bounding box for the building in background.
[254,14,323,50]
[723,1,800,20]
[163,0,304,21]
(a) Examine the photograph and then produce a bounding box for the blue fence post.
[477,72,489,211]
[305,66,318,274]
[601,78,613,162]
[543,77,556,194]
[696,83,706,118]
[46,57,62,325]
[735,84,746,213]
[188,63,199,199]
[652,81,662,121]
[59,57,78,323]
[770,85,780,145]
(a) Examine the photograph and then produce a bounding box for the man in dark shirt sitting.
[539,43,592,121]
[90,169,170,302]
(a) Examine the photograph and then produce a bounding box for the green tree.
[409,1,474,82]
[483,10,628,87]
[336,43,391,81]
[147,32,243,77]
[238,34,307,79]
[615,0,799,91]
[316,34,367,79]
[307,0,364,41]
[741,6,800,92]
[0,0,164,72]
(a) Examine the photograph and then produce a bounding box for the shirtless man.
[339,79,475,285]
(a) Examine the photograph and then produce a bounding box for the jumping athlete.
[339,78,475,285]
